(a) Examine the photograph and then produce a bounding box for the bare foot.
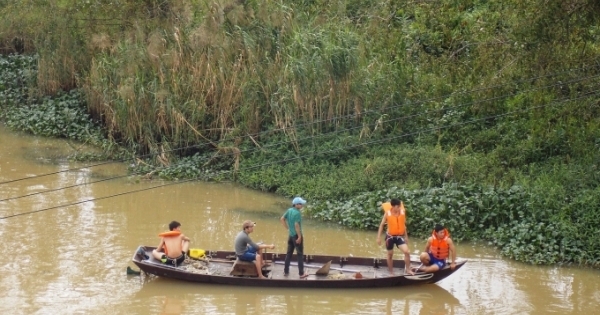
[299,273,309,279]
[405,269,415,276]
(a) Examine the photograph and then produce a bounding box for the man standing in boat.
[234,220,275,279]
[281,197,309,279]
[377,198,414,275]
[413,224,457,273]
[151,220,190,266]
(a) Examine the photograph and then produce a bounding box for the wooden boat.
[132,246,466,288]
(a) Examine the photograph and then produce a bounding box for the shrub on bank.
[0,54,116,160]
[2,1,600,268]
[306,184,600,267]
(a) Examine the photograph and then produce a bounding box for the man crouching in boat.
[413,224,457,273]
[234,220,275,279]
[152,221,190,266]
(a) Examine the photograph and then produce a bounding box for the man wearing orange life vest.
[377,198,414,275]
[414,224,457,273]
[151,220,190,266]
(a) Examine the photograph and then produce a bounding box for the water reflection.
[393,285,461,315]
[158,296,188,315]
[3,124,600,315]
[131,277,462,315]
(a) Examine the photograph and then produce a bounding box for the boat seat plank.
[229,258,270,277]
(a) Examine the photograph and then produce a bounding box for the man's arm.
[156,238,165,252]
[448,238,457,269]
[246,235,260,250]
[280,215,288,230]
[294,222,302,244]
[424,238,432,252]
[376,215,386,246]
[181,234,190,242]
[259,243,276,250]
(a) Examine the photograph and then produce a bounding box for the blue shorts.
[238,246,257,262]
[428,252,446,269]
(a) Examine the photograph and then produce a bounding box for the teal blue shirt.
[283,207,302,237]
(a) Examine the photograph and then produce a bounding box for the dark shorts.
[163,252,186,266]
[428,252,446,269]
[385,234,407,251]
[238,246,257,262]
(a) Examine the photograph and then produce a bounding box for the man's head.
[434,224,445,237]
[242,220,256,232]
[390,198,401,210]
[169,221,181,231]
[292,197,307,208]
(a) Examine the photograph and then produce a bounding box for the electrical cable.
[1,73,597,202]
[1,64,597,185]
[2,86,597,220]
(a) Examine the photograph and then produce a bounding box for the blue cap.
[292,197,307,205]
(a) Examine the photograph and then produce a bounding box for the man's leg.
[419,263,441,273]
[254,254,266,279]
[152,249,164,261]
[256,248,265,266]
[284,236,294,275]
[295,236,307,278]
[386,250,395,275]
[181,240,190,255]
[399,244,414,275]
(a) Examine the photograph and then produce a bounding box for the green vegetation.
[1,0,599,266]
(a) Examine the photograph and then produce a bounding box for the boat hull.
[132,246,465,289]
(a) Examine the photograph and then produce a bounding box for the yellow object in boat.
[189,248,206,259]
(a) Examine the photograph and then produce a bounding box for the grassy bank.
[1,0,599,266]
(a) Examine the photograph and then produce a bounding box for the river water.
[0,124,599,315]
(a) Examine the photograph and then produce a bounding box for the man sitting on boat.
[413,224,457,273]
[151,220,190,266]
[234,220,275,279]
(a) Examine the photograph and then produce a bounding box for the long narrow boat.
[132,246,466,288]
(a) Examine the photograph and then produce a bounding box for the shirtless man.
[152,221,190,266]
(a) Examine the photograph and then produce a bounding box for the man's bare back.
[152,221,190,263]
[162,234,188,258]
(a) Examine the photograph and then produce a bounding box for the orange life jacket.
[430,229,450,260]
[158,231,181,237]
[158,230,182,255]
[382,202,406,236]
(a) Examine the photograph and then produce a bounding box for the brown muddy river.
[1,124,599,315]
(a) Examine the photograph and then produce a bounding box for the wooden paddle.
[190,256,273,265]
[274,261,361,273]
[189,256,234,263]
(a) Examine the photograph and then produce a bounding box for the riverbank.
[1,0,599,267]
[2,53,599,267]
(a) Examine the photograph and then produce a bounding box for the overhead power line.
[1,64,597,186]
[2,87,597,220]
[1,72,597,203]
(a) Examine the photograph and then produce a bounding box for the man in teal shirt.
[280,197,308,278]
